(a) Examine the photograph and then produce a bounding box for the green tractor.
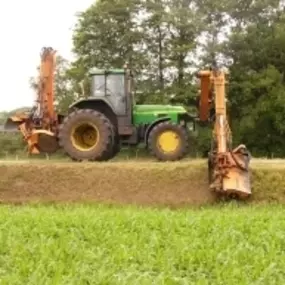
[58,66,195,161]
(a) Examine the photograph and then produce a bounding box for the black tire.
[111,131,121,156]
[147,121,189,161]
[97,124,120,161]
[58,109,114,161]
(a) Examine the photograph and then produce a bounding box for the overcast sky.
[0,0,94,112]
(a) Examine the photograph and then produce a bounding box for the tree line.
[2,0,285,158]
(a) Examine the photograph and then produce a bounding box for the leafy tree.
[71,0,144,99]
[225,6,285,156]
[54,56,78,114]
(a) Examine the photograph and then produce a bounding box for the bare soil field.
[0,158,284,206]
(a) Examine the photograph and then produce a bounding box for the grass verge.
[0,159,285,205]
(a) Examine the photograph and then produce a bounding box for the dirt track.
[0,159,284,207]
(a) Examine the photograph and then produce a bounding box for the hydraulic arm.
[198,68,251,199]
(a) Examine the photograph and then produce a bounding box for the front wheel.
[147,121,189,161]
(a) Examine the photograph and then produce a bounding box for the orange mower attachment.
[198,68,251,200]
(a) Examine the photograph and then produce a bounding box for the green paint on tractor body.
[132,104,187,125]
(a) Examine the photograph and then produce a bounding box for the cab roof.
[89,67,125,75]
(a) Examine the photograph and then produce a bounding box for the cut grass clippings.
[0,203,285,284]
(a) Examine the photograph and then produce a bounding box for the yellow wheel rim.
[157,130,180,153]
[70,122,100,152]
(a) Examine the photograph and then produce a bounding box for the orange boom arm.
[38,47,57,128]
[197,68,251,199]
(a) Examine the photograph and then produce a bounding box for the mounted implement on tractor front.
[197,68,251,199]
[4,47,60,154]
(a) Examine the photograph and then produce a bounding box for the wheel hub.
[157,130,180,153]
[71,122,99,152]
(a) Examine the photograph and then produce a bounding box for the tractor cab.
[90,68,125,97]
[89,67,134,116]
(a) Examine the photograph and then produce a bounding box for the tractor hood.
[133,104,191,125]
[134,104,187,114]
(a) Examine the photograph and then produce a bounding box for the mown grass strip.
[2,160,285,205]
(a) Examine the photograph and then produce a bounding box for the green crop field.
[0,203,285,284]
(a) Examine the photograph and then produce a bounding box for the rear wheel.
[97,124,120,161]
[148,121,189,161]
[58,109,114,161]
